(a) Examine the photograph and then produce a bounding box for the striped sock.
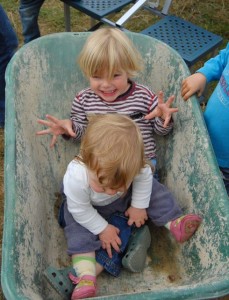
[72,256,96,277]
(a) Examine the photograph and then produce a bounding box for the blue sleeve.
[197,43,229,83]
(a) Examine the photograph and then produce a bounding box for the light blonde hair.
[78,114,146,191]
[78,27,143,80]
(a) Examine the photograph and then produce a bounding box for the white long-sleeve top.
[63,160,153,235]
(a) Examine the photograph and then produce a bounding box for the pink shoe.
[170,214,202,243]
[69,273,96,300]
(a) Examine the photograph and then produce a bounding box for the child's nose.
[101,79,111,87]
[106,189,117,195]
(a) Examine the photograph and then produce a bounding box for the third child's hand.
[99,224,121,258]
[181,73,207,100]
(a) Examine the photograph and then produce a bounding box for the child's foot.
[69,273,96,300]
[170,214,202,243]
[122,225,151,272]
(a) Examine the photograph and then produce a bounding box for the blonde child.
[38,28,201,281]
[37,27,177,152]
[57,114,199,299]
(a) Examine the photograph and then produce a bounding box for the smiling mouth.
[101,90,116,95]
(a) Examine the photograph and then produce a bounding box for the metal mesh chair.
[61,0,223,70]
[61,0,135,31]
[140,15,223,69]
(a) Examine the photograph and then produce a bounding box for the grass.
[1,0,229,46]
[0,0,228,299]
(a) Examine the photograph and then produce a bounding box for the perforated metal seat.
[61,0,134,30]
[141,15,223,68]
[62,0,133,18]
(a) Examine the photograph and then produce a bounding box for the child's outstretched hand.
[144,91,178,127]
[181,73,207,100]
[125,206,148,228]
[99,224,122,258]
[36,114,76,148]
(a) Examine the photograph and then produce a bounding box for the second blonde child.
[59,114,198,299]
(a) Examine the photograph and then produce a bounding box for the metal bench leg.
[161,0,173,14]
[64,3,71,32]
[116,0,148,27]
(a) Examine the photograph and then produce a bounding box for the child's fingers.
[36,128,51,135]
[102,241,113,258]
[166,95,175,105]
[37,119,51,126]
[50,135,58,148]
[144,110,157,120]
[45,114,60,123]
[135,220,145,228]
[181,85,191,99]
[157,91,164,104]
[182,90,193,100]
[106,245,113,258]
[170,108,178,114]
[111,241,120,254]
[181,81,190,96]
[163,116,172,128]
[127,218,134,226]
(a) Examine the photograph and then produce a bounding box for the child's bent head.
[79,114,146,191]
[78,27,143,80]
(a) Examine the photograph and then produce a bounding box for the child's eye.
[114,73,121,78]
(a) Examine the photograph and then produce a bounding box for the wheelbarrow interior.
[2,32,229,300]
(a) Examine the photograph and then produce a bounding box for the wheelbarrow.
[2,32,229,299]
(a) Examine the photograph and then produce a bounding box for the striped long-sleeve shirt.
[70,81,173,159]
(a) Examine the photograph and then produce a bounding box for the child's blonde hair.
[78,27,143,80]
[78,114,146,191]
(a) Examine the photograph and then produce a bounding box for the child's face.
[88,170,126,195]
[89,70,130,102]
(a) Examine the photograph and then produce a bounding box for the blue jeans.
[95,213,133,277]
[151,158,159,181]
[59,199,133,277]
[19,0,45,43]
[0,5,18,127]
[220,167,229,196]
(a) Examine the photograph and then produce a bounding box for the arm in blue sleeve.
[197,43,229,83]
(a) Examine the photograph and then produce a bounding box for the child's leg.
[63,202,103,299]
[147,178,202,243]
[72,252,96,277]
[19,0,44,43]
[70,213,134,298]
[70,252,97,300]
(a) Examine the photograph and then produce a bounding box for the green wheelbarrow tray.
[2,32,229,299]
